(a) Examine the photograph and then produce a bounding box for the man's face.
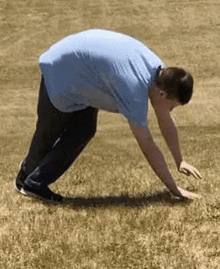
[149,85,181,112]
[165,98,181,112]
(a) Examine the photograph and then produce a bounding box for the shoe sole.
[14,160,25,192]
[14,178,23,193]
[20,188,63,204]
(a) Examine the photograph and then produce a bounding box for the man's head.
[155,67,194,105]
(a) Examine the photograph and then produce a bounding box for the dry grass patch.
[0,0,220,268]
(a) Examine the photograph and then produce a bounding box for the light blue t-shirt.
[39,29,165,127]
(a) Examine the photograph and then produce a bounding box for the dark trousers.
[24,77,98,187]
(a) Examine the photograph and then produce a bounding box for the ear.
[159,90,167,98]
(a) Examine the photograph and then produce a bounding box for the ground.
[0,0,220,268]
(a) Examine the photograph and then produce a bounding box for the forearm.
[129,122,182,197]
[142,143,182,197]
[158,115,183,168]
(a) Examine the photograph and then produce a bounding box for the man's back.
[39,29,164,127]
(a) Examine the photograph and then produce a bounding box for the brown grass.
[0,0,220,268]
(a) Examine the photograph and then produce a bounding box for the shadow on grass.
[59,190,191,209]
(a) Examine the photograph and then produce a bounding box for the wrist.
[176,159,183,170]
[167,183,182,197]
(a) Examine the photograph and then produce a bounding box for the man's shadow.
[60,189,190,209]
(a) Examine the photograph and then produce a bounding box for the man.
[14,29,202,203]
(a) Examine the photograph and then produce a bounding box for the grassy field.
[1,0,220,268]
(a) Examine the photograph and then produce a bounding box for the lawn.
[0,0,220,268]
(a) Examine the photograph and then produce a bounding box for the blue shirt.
[39,29,165,127]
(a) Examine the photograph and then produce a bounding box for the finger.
[179,168,190,176]
[182,167,202,179]
[184,191,202,200]
[189,168,202,179]
[188,193,202,199]
[193,169,202,179]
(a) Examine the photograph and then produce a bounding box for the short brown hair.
[155,67,193,105]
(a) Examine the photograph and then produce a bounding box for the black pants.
[24,77,98,187]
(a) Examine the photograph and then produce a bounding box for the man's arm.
[154,107,202,179]
[154,109,182,169]
[129,122,182,197]
[129,122,201,199]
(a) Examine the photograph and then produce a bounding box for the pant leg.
[24,77,76,175]
[25,106,98,187]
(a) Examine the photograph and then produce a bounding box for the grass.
[1,0,220,268]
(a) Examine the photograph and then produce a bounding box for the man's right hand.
[175,186,202,200]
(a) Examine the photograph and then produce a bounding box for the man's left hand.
[179,161,202,179]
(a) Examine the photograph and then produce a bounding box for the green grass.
[1,0,220,268]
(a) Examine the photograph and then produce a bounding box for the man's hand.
[175,186,202,200]
[178,161,202,179]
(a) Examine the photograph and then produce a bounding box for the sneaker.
[14,161,27,192]
[21,184,63,203]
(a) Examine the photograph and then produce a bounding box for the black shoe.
[21,184,63,203]
[14,161,27,192]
